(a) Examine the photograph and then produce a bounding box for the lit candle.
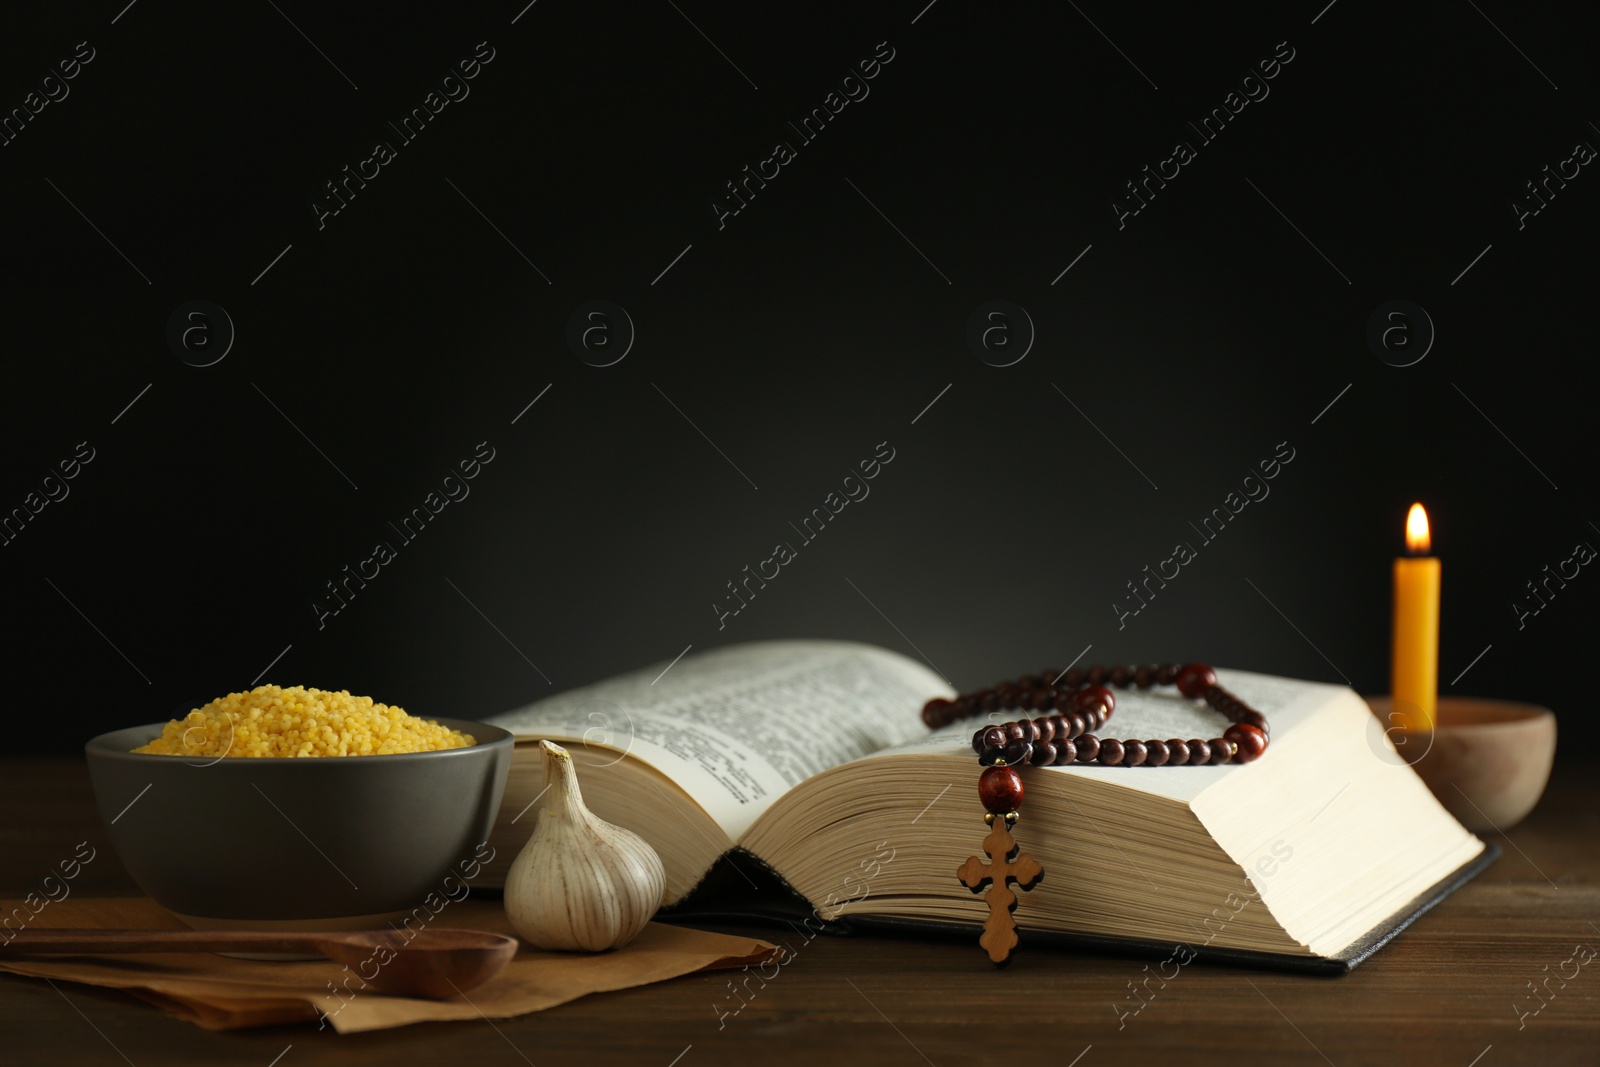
[1391,503,1440,731]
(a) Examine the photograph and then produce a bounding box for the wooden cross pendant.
[956,813,1044,965]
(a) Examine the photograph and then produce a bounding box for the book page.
[861,669,1346,803]
[487,640,951,839]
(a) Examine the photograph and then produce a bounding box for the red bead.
[1075,685,1116,716]
[979,765,1024,814]
[921,698,955,728]
[1224,723,1267,762]
[1176,663,1216,698]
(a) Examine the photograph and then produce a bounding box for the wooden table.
[3,759,1595,1066]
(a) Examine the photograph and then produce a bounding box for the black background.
[2,1,1593,759]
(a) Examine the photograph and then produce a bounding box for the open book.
[481,641,1490,971]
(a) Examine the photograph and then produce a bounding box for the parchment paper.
[0,897,777,1033]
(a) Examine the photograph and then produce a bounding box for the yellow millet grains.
[131,685,475,757]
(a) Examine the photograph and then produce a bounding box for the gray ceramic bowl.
[85,718,512,928]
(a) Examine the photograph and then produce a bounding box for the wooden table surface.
[2,758,1596,1066]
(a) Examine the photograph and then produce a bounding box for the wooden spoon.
[5,927,518,999]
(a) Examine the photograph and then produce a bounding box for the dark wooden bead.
[1050,714,1070,739]
[1156,663,1178,685]
[995,683,1017,706]
[1030,740,1057,766]
[979,690,999,712]
[1187,739,1211,765]
[1086,665,1107,685]
[1054,738,1076,765]
[1016,688,1037,711]
[971,729,987,754]
[1208,737,1234,763]
[1063,668,1085,688]
[1109,665,1132,687]
[1097,738,1124,766]
[1224,723,1268,762]
[1075,685,1116,716]
[1019,719,1041,742]
[982,726,1007,750]
[1134,665,1155,689]
[1066,711,1088,738]
[1165,739,1190,766]
[1176,663,1217,698]
[921,698,954,728]
[1040,668,1062,687]
[979,765,1024,813]
[1238,710,1269,736]
[1144,740,1169,767]
[1015,675,1041,690]
[1122,739,1147,767]
[1001,739,1033,765]
[1033,688,1057,711]
[1034,717,1056,743]
[1075,735,1100,762]
[1005,722,1027,743]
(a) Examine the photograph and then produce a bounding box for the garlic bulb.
[503,740,666,951]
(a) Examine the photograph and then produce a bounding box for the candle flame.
[1405,503,1431,554]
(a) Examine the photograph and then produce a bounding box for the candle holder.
[1365,696,1556,832]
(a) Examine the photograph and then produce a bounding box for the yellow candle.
[1391,503,1440,730]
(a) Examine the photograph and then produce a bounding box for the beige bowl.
[1365,696,1556,832]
